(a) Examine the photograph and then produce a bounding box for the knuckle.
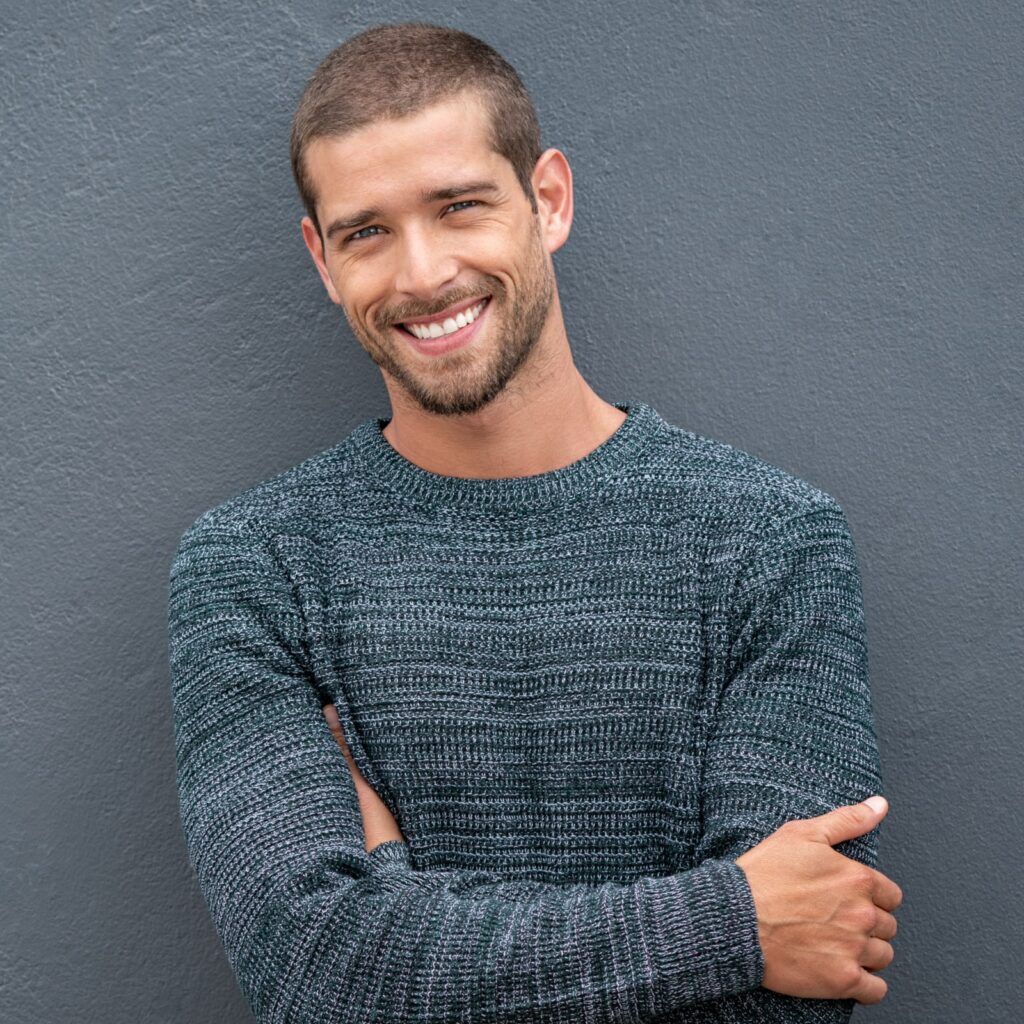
[851,865,876,892]
[838,962,864,998]
[777,818,801,835]
[851,903,878,933]
[877,910,898,940]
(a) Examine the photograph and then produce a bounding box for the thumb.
[809,795,888,846]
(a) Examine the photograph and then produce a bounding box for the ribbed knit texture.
[168,399,881,1023]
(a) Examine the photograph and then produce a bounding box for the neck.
[380,303,626,481]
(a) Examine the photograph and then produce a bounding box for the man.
[168,22,901,1024]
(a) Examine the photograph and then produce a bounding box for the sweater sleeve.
[684,500,883,1022]
[168,514,765,1024]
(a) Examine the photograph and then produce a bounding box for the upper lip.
[396,295,490,328]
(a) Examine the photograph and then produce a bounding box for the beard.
[342,224,555,417]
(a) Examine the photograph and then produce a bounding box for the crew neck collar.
[348,399,662,512]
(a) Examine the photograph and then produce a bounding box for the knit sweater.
[167,399,882,1024]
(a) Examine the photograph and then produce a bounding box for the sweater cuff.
[640,856,764,1008]
[366,839,412,872]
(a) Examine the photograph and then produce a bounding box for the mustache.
[380,281,505,328]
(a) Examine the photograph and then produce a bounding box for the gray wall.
[2,2,1021,1021]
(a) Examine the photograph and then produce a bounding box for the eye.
[344,201,481,246]
[347,225,384,243]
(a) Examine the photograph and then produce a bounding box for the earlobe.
[300,215,342,304]
[531,148,573,255]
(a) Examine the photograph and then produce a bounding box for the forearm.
[328,715,858,1023]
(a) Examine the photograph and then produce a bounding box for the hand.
[735,796,902,1005]
[322,702,406,854]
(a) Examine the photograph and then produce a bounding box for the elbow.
[213,870,387,1023]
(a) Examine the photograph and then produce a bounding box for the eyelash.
[346,200,480,244]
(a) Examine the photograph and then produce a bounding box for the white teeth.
[404,300,486,340]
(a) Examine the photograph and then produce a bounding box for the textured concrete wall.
[2,2,1021,1021]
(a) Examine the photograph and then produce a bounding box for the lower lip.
[397,298,491,357]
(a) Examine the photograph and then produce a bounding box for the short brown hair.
[290,23,543,241]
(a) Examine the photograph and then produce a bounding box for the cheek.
[460,222,517,264]
[466,240,526,294]
[337,277,384,326]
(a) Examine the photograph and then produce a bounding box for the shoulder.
[642,408,849,533]
[638,411,862,604]
[174,433,365,555]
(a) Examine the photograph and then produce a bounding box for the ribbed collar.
[347,399,662,512]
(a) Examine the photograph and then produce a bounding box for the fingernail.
[862,795,887,814]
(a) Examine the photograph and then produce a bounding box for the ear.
[300,216,342,304]
[530,148,573,255]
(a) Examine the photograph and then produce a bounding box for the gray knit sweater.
[167,399,882,1023]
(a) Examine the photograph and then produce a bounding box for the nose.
[392,224,460,301]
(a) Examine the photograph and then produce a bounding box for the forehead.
[305,93,506,215]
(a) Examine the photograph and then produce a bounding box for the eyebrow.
[324,181,502,241]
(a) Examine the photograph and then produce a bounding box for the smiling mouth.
[395,296,491,340]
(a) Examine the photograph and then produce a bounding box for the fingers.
[851,911,896,1004]
[870,907,899,941]
[322,701,341,732]
[869,868,904,913]
[321,704,404,850]
[848,967,889,1005]
[859,936,895,972]
[811,798,889,846]
[322,702,355,764]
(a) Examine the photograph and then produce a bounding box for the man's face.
[301,91,556,417]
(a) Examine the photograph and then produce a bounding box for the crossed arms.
[169,500,887,1022]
